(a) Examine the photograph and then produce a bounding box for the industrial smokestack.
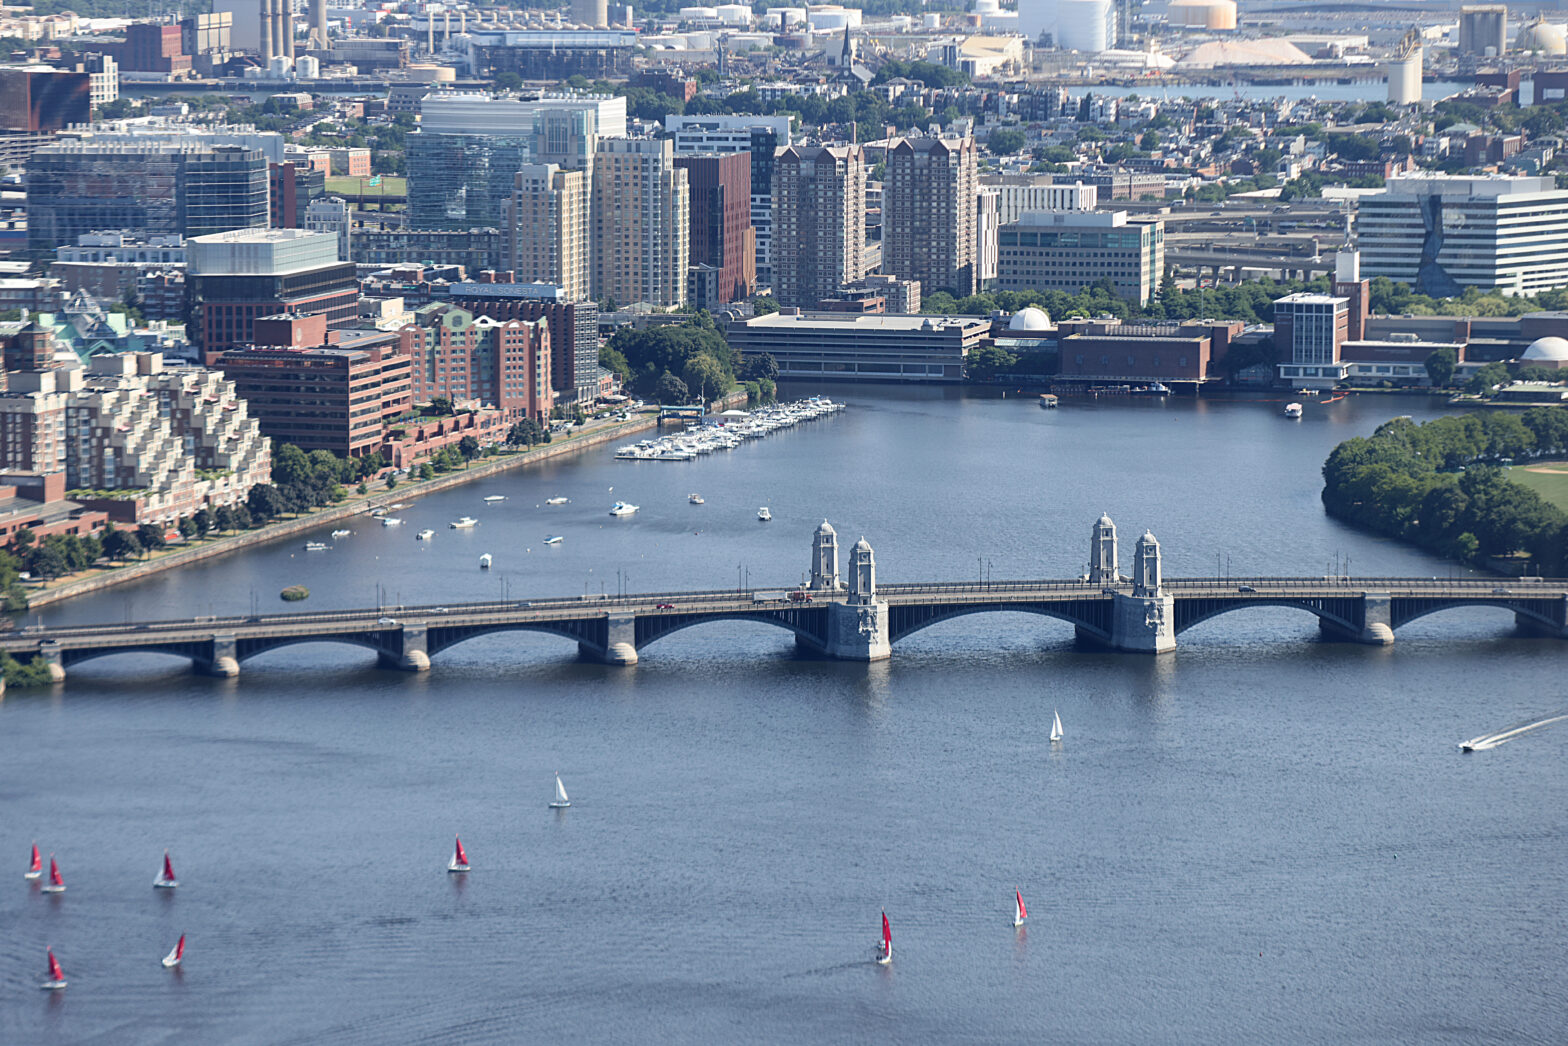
[272,0,286,61]
[284,0,295,61]
[259,0,274,59]
[309,0,327,49]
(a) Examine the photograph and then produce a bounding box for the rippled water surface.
[3,388,1565,1044]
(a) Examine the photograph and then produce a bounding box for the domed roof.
[854,537,872,551]
[817,519,836,535]
[1008,306,1051,331]
[1097,513,1115,527]
[1524,336,1568,361]
[1516,20,1567,54]
[1139,530,1158,544]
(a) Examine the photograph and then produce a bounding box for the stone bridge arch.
[887,599,1115,645]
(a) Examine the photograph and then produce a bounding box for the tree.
[386,473,399,490]
[655,372,690,404]
[494,71,522,92]
[458,435,481,460]
[987,128,1026,155]
[428,396,454,416]
[743,352,779,382]
[103,528,142,562]
[178,517,197,539]
[192,509,214,537]
[248,484,287,522]
[136,523,166,553]
[682,352,727,403]
[965,344,1020,380]
[214,506,236,533]
[508,418,544,446]
[752,296,781,315]
[419,464,434,480]
[1425,347,1458,387]
[24,544,68,580]
[13,527,34,550]
[1468,362,1511,395]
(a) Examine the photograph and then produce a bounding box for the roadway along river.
[4,387,1565,1044]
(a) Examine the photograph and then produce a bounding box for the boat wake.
[1460,712,1568,752]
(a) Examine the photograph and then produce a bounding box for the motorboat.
[162,935,185,969]
[40,948,66,990]
[154,850,179,889]
[609,501,639,517]
[41,855,64,893]
[331,529,351,538]
[25,842,41,880]
[757,507,772,522]
[480,553,492,569]
[448,835,470,873]
[689,493,705,505]
[382,517,404,527]
[417,529,435,541]
[1014,890,1028,928]
[450,517,478,529]
[1284,403,1303,419]
[483,495,507,503]
[875,911,892,965]
[544,535,563,545]
[1050,709,1063,743]
[304,541,330,552]
[545,496,570,505]
[550,773,571,809]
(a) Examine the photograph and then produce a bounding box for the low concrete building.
[997,210,1164,306]
[725,310,991,383]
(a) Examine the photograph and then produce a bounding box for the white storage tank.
[923,12,941,28]
[679,5,718,18]
[1386,51,1422,104]
[766,6,806,28]
[294,54,320,78]
[267,54,294,77]
[1055,0,1113,52]
[716,3,751,24]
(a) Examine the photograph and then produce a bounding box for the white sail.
[1051,710,1063,742]
[555,775,569,802]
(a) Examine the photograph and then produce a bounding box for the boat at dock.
[1039,394,1058,408]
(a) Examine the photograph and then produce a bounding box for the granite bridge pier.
[5,517,1566,683]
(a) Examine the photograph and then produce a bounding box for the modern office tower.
[674,153,755,304]
[666,115,792,285]
[591,138,689,308]
[186,229,358,363]
[977,187,999,290]
[980,173,1098,225]
[503,164,589,301]
[397,304,552,421]
[1356,174,1568,296]
[406,93,624,230]
[269,160,325,228]
[996,210,1165,305]
[882,136,979,298]
[771,144,866,308]
[26,141,268,258]
[1459,5,1507,57]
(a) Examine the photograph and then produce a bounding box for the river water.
[4,388,1565,1044]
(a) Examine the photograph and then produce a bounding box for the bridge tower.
[824,536,890,660]
[809,520,842,591]
[1133,530,1162,597]
[1088,514,1119,583]
[1108,528,1176,653]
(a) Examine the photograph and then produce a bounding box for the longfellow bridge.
[4,517,1566,682]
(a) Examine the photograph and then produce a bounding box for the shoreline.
[24,412,671,611]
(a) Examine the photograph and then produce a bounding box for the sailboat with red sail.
[24,842,42,880]
[154,850,179,889]
[40,947,66,990]
[41,855,65,893]
[162,934,185,968]
[1014,889,1028,928]
[448,835,470,873]
[875,910,892,965]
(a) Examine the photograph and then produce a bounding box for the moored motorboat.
[162,934,185,968]
[304,541,330,552]
[757,507,772,522]
[483,495,507,503]
[382,517,404,527]
[448,835,470,873]
[544,535,563,545]
[550,773,571,808]
[331,529,351,538]
[609,501,639,517]
[417,528,435,541]
[545,496,570,505]
[689,493,705,504]
[480,553,492,569]
[154,850,179,889]
[1284,402,1303,418]
[450,517,478,529]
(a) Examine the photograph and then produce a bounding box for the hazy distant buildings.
[882,137,979,298]
[1459,5,1508,58]
[591,137,689,308]
[1356,174,1568,296]
[771,144,867,309]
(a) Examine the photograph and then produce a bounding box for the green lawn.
[325,175,405,196]
[1508,464,1568,512]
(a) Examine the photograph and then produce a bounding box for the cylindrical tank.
[295,54,319,78]
[1386,52,1422,104]
[716,3,751,24]
[679,6,718,18]
[810,9,851,30]
[1055,0,1113,52]
[766,6,806,28]
[405,62,457,82]
[1168,0,1237,31]
[923,12,941,28]
[268,54,293,78]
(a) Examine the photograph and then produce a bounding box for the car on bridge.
[655,603,675,610]
[1237,585,1257,593]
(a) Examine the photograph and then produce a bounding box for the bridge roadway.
[3,575,1565,681]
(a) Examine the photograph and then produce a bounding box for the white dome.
[1523,336,1568,361]
[1008,306,1051,331]
[817,519,836,535]
[1516,21,1567,54]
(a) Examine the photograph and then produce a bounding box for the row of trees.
[600,313,776,404]
[923,274,1331,328]
[1321,412,1568,572]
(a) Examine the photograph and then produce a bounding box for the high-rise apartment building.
[397,303,553,421]
[674,153,755,304]
[26,141,269,258]
[1356,174,1568,296]
[771,144,866,309]
[591,137,689,308]
[666,114,792,285]
[447,282,602,405]
[883,136,979,298]
[502,164,589,301]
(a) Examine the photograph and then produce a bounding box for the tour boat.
[450,517,478,529]
[41,855,65,893]
[546,497,570,505]
[483,495,508,503]
[154,850,179,889]
[609,501,639,517]
[162,934,185,969]
[381,517,404,527]
[1050,710,1063,743]
[479,553,492,569]
[40,948,66,990]
[448,835,470,873]
[1284,402,1303,419]
[331,529,351,538]
[25,842,41,880]
[304,541,330,552]
[1014,890,1028,928]
[875,911,893,965]
[550,773,571,808]
[688,493,705,504]
[757,507,772,522]
[417,529,435,541]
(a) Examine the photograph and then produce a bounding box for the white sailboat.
[162,934,185,968]
[448,835,470,873]
[549,773,571,808]
[154,850,179,889]
[1050,710,1063,743]
[1013,889,1028,928]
